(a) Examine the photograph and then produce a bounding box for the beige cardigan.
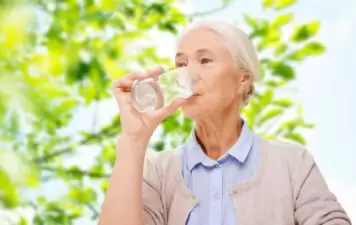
[142,138,351,225]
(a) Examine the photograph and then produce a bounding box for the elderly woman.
[99,20,351,225]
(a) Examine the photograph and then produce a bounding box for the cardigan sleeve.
[142,155,165,225]
[293,149,352,225]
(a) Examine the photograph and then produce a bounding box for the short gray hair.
[177,20,260,106]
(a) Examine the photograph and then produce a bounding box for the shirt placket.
[209,163,223,225]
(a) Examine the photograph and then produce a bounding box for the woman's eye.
[201,58,212,64]
[176,63,187,67]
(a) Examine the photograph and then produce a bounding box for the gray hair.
[177,20,260,106]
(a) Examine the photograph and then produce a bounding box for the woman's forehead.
[176,28,228,55]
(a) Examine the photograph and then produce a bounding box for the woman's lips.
[192,90,203,96]
[186,93,201,101]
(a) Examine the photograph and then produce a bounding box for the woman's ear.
[245,85,254,98]
[240,71,253,91]
[241,71,253,85]
[242,85,255,106]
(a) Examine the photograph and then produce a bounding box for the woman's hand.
[112,66,187,144]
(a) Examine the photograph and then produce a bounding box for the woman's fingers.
[112,77,132,92]
[112,66,164,92]
[146,66,164,81]
[128,66,164,83]
[112,66,165,107]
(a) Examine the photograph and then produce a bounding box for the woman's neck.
[195,108,243,160]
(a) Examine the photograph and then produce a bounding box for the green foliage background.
[0,0,324,224]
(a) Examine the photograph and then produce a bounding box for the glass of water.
[131,67,193,113]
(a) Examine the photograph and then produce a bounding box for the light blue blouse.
[180,122,260,225]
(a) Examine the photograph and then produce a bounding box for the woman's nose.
[188,66,200,85]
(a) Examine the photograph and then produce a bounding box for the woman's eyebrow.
[175,52,185,58]
[176,49,214,58]
[175,48,214,60]
[196,48,213,54]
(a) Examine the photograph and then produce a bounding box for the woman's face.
[175,28,250,120]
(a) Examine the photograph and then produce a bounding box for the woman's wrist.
[119,133,149,148]
[120,131,151,145]
[115,133,148,164]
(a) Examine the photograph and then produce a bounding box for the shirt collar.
[183,119,255,172]
[228,121,254,163]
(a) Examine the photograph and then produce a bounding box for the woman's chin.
[181,104,202,119]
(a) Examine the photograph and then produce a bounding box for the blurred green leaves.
[286,41,325,61]
[269,61,295,80]
[273,98,294,107]
[274,43,288,56]
[241,0,321,143]
[32,199,85,224]
[263,0,297,9]
[0,151,39,209]
[284,132,306,145]
[290,21,320,42]
[68,187,97,204]
[0,0,185,223]
[0,4,34,54]
[263,0,274,8]
[244,14,259,29]
[275,0,297,9]
[271,13,293,28]
[257,108,283,127]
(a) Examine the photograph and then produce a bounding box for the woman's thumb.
[152,98,187,121]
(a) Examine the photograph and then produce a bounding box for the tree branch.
[42,166,110,179]
[32,117,121,163]
[87,203,99,220]
[33,148,73,164]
